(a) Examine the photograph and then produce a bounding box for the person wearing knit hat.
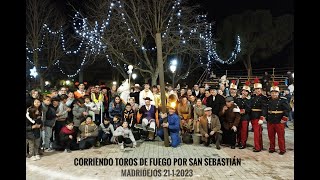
[266,81,290,155]
[250,77,268,152]
[235,81,252,149]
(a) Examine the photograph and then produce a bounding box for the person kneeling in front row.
[199,107,222,149]
[77,115,98,150]
[113,121,137,150]
[157,105,181,148]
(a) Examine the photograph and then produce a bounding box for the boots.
[215,133,222,150]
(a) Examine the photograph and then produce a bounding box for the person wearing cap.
[139,83,155,108]
[266,82,290,155]
[136,97,158,140]
[129,84,141,105]
[250,78,268,152]
[157,104,181,147]
[235,81,252,149]
[199,107,222,149]
[219,96,241,149]
[229,80,239,99]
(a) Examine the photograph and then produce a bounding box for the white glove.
[209,131,215,135]
[258,120,264,125]
[231,126,237,132]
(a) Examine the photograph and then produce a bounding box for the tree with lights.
[216,10,293,77]
[74,0,212,85]
[26,0,80,92]
[70,0,241,146]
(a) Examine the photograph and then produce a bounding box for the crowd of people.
[26,77,294,161]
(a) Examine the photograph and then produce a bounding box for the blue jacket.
[160,113,180,133]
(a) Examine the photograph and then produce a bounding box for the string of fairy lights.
[27,0,241,78]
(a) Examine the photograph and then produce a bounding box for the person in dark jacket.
[26,98,43,161]
[123,103,136,129]
[267,82,291,155]
[219,96,241,149]
[43,97,57,152]
[206,89,226,120]
[250,78,268,152]
[59,120,78,152]
[235,82,252,149]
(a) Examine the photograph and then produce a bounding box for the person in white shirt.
[139,83,155,107]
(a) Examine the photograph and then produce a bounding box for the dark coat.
[219,104,241,130]
[267,97,290,124]
[235,97,252,121]
[26,118,43,139]
[206,94,226,116]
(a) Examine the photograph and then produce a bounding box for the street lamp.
[132,73,137,83]
[170,60,177,88]
[127,65,134,86]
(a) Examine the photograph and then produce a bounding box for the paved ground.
[26,121,294,180]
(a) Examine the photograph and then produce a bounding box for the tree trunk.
[151,68,159,86]
[79,70,84,83]
[156,33,169,147]
[39,75,45,93]
[243,54,252,78]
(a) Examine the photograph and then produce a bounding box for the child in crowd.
[113,121,137,150]
[59,120,78,153]
[84,95,98,122]
[123,103,136,129]
[26,98,43,161]
[112,115,122,130]
[43,96,57,152]
[98,118,114,145]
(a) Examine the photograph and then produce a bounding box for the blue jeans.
[157,129,181,147]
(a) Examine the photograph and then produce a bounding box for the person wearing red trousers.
[250,78,268,152]
[267,82,290,155]
[235,81,252,149]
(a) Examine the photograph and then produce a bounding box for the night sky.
[203,0,294,22]
[201,0,294,73]
[52,0,294,77]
